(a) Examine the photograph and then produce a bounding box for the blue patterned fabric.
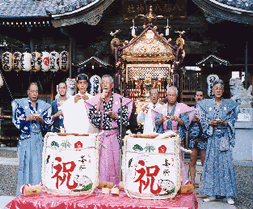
[197,98,239,197]
[154,102,190,141]
[189,140,207,150]
[12,98,51,196]
[189,106,208,150]
[51,99,64,133]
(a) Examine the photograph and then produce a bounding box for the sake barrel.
[59,50,69,72]
[41,51,50,72]
[42,133,100,196]
[31,51,41,72]
[1,51,13,71]
[21,52,32,72]
[13,51,22,72]
[90,75,102,96]
[122,132,181,199]
[50,51,60,72]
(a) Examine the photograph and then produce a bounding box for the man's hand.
[158,115,170,126]
[141,104,149,113]
[170,116,184,125]
[192,116,200,122]
[99,90,108,102]
[52,111,63,121]
[36,115,44,124]
[74,95,82,103]
[26,114,34,122]
[26,114,44,124]
[209,119,218,126]
[217,119,228,126]
[82,95,89,100]
[106,111,119,120]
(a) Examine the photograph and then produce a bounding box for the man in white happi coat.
[137,88,161,134]
[63,74,98,134]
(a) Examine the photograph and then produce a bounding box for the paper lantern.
[1,51,13,71]
[12,51,22,72]
[31,52,42,72]
[50,51,60,72]
[41,51,50,72]
[59,50,69,72]
[21,52,32,72]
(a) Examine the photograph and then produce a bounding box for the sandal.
[203,197,216,202]
[227,198,235,205]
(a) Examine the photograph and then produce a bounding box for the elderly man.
[137,88,161,134]
[63,74,97,134]
[12,82,51,195]
[85,74,133,185]
[51,81,67,133]
[152,85,194,184]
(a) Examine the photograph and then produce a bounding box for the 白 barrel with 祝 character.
[122,132,181,199]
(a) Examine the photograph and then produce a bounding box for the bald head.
[149,88,159,105]
[27,82,38,102]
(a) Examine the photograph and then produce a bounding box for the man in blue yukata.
[152,86,194,184]
[51,81,67,133]
[12,82,51,196]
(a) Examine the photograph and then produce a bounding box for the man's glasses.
[213,87,223,91]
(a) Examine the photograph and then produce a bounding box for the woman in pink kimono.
[85,74,133,185]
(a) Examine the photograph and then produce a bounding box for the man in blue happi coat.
[12,82,51,195]
[51,81,67,133]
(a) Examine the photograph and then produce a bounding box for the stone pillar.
[233,108,253,161]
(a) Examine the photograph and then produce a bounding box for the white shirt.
[62,92,98,134]
[137,101,161,134]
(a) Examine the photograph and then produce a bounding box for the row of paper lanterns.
[1,50,70,72]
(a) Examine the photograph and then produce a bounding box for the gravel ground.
[0,149,252,209]
[234,165,253,209]
[0,149,17,158]
[0,164,18,196]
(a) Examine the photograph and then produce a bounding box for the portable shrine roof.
[115,24,179,64]
[196,54,230,66]
[0,0,114,27]
[193,0,253,25]
[76,56,112,68]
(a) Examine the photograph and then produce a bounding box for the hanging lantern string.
[0,68,14,100]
